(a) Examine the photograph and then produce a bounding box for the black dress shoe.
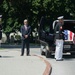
[56,59,63,61]
[21,55,24,56]
[0,55,2,57]
[27,54,30,56]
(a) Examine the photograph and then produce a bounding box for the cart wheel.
[71,52,75,56]
[40,44,45,55]
[41,51,45,55]
[45,50,51,58]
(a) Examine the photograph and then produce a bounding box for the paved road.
[29,48,75,75]
[0,48,75,75]
[0,48,46,75]
[47,55,75,75]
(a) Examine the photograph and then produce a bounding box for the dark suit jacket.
[54,22,64,40]
[21,25,31,40]
[0,25,2,40]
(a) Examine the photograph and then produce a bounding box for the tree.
[0,0,75,34]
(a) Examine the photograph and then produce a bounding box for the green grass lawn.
[0,48,4,50]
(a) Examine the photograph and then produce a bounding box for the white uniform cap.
[57,16,64,20]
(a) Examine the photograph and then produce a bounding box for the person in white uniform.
[54,16,64,61]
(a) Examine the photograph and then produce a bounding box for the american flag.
[73,34,75,44]
[64,30,74,41]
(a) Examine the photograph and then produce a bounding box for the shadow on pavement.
[0,56,14,58]
[63,55,75,61]
[49,54,75,60]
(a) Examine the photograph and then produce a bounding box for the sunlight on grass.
[0,48,4,50]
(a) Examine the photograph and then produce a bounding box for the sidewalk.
[0,49,51,75]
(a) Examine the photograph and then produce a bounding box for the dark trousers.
[21,39,30,56]
[0,32,2,40]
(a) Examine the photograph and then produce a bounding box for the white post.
[0,40,1,48]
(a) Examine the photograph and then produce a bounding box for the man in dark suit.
[0,15,2,40]
[21,19,31,56]
[54,16,64,61]
[0,15,2,57]
[0,24,2,40]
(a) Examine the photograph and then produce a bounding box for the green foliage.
[2,0,9,12]
[0,0,75,33]
[5,25,12,33]
[15,35,21,40]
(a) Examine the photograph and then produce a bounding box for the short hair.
[24,19,28,23]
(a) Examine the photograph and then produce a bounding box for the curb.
[1,44,40,48]
[34,55,52,75]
